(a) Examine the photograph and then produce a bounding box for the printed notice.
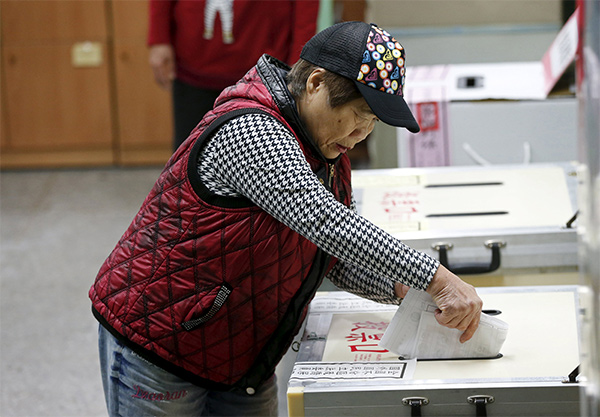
[308,297,397,314]
[289,360,416,384]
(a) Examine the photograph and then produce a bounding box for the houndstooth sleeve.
[325,195,403,304]
[198,113,439,296]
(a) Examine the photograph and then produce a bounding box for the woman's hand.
[425,264,483,343]
[394,282,410,299]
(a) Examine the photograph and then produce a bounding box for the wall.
[0,0,172,169]
[367,0,563,28]
[0,0,570,169]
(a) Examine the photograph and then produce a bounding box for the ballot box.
[287,288,581,416]
[351,162,579,286]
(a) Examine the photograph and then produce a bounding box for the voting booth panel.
[288,288,581,417]
[576,1,600,414]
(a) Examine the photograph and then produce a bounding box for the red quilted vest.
[89,56,353,392]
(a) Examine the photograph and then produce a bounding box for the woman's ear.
[305,68,326,95]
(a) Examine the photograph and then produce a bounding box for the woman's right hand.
[425,264,483,343]
[149,44,175,90]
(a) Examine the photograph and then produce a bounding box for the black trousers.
[172,79,221,151]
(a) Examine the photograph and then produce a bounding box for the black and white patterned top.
[197,113,439,304]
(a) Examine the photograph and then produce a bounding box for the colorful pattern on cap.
[356,25,405,96]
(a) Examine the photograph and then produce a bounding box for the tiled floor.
[0,167,301,417]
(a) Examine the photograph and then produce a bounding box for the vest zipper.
[328,163,335,188]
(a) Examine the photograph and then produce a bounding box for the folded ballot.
[379,289,509,360]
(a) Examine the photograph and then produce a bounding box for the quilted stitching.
[91,104,323,385]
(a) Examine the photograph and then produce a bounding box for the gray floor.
[0,167,299,417]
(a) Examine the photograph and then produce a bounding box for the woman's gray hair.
[286,59,362,108]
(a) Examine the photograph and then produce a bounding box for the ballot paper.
[379,289,509,360]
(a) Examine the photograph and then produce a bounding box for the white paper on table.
[288,359,417,386]
[379,289,509,360]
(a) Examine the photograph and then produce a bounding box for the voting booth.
[287,288,581,416]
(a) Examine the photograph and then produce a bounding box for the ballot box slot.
[426,211,508,218]
[432,240,506,275]
[403,353,503,362]
[425,182,502,188]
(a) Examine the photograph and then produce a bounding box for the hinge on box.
[563,364,580,383]
[565,210,578,228]
[402,397,429,417]
[306,332,326,341]
[468,395,494,417]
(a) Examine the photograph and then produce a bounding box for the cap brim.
[355,82,420,133]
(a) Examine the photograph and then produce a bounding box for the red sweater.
[148,0,319,90]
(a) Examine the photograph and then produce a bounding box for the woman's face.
[298,69,378,160]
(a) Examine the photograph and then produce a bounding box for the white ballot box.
[287,287,581,417]
[351,163,579,286]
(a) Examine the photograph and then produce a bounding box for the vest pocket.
[181,284,232,331]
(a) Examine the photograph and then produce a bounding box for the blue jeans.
[98,325,278,416]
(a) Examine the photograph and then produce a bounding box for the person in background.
[92,21,482,416]
[148,0,320,151]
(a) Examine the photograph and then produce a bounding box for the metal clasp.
[468,395,495,417]
[431,242,453,251]
[467,395,495,404]
[402,397,429,417]
[402,396,429,406]
[484,240,507,249]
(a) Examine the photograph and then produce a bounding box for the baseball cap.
[300,21,420,133]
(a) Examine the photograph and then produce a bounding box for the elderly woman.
[90,21,481,416]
